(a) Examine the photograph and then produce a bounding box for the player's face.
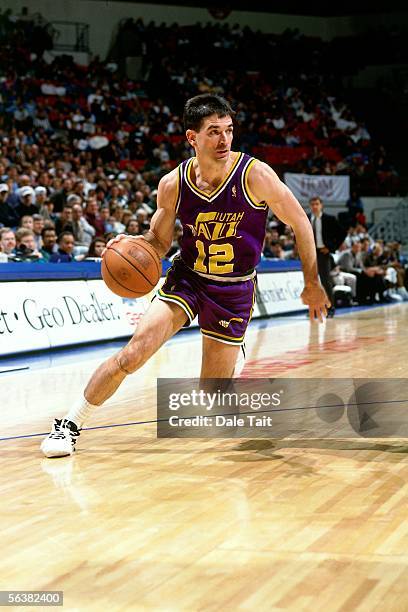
[189,114,233,161]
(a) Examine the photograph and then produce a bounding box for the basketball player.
[41,94,329,457]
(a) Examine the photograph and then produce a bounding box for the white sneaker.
[41,418,80,458]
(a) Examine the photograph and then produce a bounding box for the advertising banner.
[253,271,306,317]
[0,272,305,357]
[284,173,350,201]
[0,280,148,357]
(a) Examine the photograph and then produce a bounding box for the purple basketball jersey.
[175,152,268,278]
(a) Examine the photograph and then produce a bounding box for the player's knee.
[115,344,141,375]
[115,333,154,375]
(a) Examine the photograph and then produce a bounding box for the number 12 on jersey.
[193,239,234,274]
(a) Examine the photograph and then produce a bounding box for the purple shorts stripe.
[157,258,256,342]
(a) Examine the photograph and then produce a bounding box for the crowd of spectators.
[262,212,408,306]
[0,10,405,287]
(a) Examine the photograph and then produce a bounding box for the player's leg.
[200,336,241,378]
[41,299,187,457]
[198,276,255,382]
[199,337,241,406]
[84,298,187,404]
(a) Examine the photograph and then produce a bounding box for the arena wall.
[3,0,407,60]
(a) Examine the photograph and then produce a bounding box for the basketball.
[101,237,161,298]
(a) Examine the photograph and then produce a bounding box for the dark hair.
[309,196,322,204]
[125,219,140,232]
[41,226,56,238]
[58,231,74,243]
[86,237,106,258]
[183,94,235,131]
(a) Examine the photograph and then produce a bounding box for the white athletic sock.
[65,396,99,428]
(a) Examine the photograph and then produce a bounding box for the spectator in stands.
[110,206,126,234]
[34,186,48,207]
[269,240,285,260]
[121,209,134,228]
[99,206,115,233]
[354,223,373,243]
[71,203,95,247]
[338,240,385,304]
[55,205,74,235]
[125,219,140,236]
[262,230,274,258]
[15,186,38,219]
[360,237,371,255]
[0,184,18,228]
[284,242,300,260]
[19,215,34,230]
[40,227,58,262]
[14,228,43,261]
[309,196,347,317]
[85,198,105,237]
[32,214,45,250]
[136,208,150,234]
[166,221,183,260]
[0,227,16,256]
[49,231,75,263]
[50,178,73,213]
[36,193,56,222]
[330,258,358,304]
[84,238,106,259]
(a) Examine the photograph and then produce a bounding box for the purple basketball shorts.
[157,258,256,345]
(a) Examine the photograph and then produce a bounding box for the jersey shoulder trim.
[241,157,268,211]
[175,162,183,212]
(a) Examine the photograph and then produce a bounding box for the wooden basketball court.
[1,304,407,611]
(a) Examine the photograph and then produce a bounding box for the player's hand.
[301,284,330,323]
[102,233,141,257]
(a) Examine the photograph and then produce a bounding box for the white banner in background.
[284,173,350,201]
[0,273,306,357]
[253,271,306,317]
[0,280,149,357]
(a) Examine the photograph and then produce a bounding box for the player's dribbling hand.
[301,284,331,323]
[102,233,142,257]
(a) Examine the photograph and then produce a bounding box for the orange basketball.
[101,237,161,298]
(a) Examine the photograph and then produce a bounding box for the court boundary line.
[1,397,406,442]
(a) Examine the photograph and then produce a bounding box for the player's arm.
[105,168,178,258]
[247,161,330,321]
[141,169,178,257]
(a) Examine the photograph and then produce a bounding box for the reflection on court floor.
[0,304,407,611]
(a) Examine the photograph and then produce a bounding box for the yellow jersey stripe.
[243,159,267,209]
[174,164,182,212]
[248,277,257,324]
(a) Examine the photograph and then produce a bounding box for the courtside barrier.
[0,260,306,356]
